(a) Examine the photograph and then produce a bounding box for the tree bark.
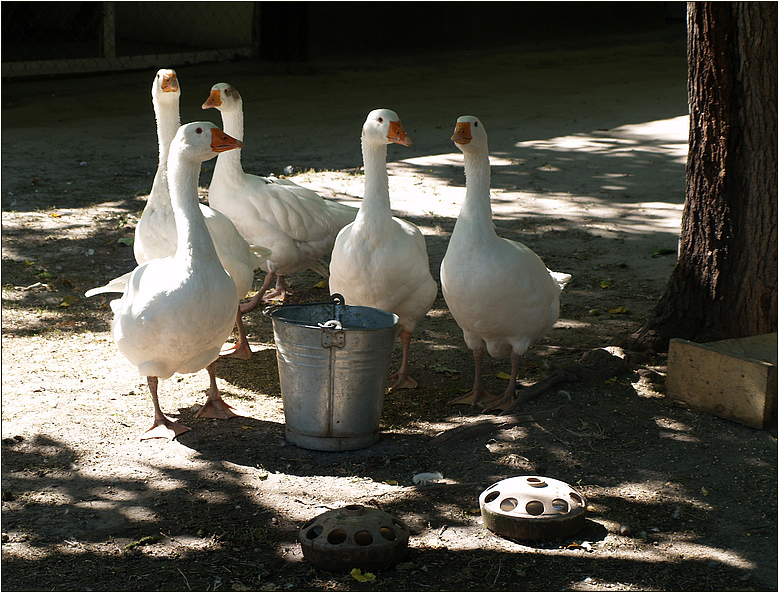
[629,2,777,352]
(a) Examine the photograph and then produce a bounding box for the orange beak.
[451,122,472,144]
[161,72,179,93]
[210,127,243,152]
[202,89,222,110]
[388,120,412,146]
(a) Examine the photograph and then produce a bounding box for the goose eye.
[377,117,384,123]
[195,127,203,134]
[474,121,479,127]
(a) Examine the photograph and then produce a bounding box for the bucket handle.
[262,293,345,318]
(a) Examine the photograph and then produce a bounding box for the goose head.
[152,68,180,104]
[170,122,244,164]
[202,82,241,113]
[362,108,413,147]
[451,115,487,154]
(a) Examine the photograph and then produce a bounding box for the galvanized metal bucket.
[264,294,399,451]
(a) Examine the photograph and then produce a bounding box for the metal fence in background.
[2,1,257,79]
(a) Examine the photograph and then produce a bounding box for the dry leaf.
[350,568,376,582]
[58,295,78,308]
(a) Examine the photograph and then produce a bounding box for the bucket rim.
[263,293,399,330]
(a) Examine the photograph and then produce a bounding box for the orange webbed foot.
[196,397,246,420]
[140,417,191,441]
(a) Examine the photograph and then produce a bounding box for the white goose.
[132,68,181,264]
[87,69,271,360]
[202,82,358,304]
[329,109,438,390]
[112,122,244,440]
[441,116,571,412]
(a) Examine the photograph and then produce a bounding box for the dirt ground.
[2,28,777,591]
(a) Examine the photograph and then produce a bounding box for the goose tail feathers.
[548,270,572,290]
[85,271,132,297]
[309,258,330,279]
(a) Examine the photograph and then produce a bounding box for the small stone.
[618,524,631,536]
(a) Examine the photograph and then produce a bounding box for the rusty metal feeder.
[298,505,409,572]
[479,476,586,540]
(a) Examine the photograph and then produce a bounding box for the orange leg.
[480,351,521,413]
[220,307,253,360]
[239,272,287,316]
[449,347,494,405]
[388,329,419,391]
[195,361,246,420]
[140,376,191,440]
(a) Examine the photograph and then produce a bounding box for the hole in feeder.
[354,530,373,546]
[527,477,547,488]
[551,499,569,513]
[302,518,316,529]
[380,527,396,541]
[500,497,518,511]
[305,525,324,539]
[484,491,500,504]
[570,492,584,505]
[526,500,545,515]
[327,529,347,544]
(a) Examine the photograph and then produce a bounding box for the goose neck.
[360,139,392,218]
[463,150,491,196]
[456,149,495,230]
[213,107,245,176]
[149,98,180,203]
[154,99,181,160]
[167,154,219,265]
[219,106,244,141]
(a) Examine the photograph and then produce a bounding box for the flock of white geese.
[87,68,570,441]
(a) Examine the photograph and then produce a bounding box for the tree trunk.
[629,2,777,352]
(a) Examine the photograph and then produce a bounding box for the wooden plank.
[101,2,116,60]
[667,333,777,429]
[2,48,254,78]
